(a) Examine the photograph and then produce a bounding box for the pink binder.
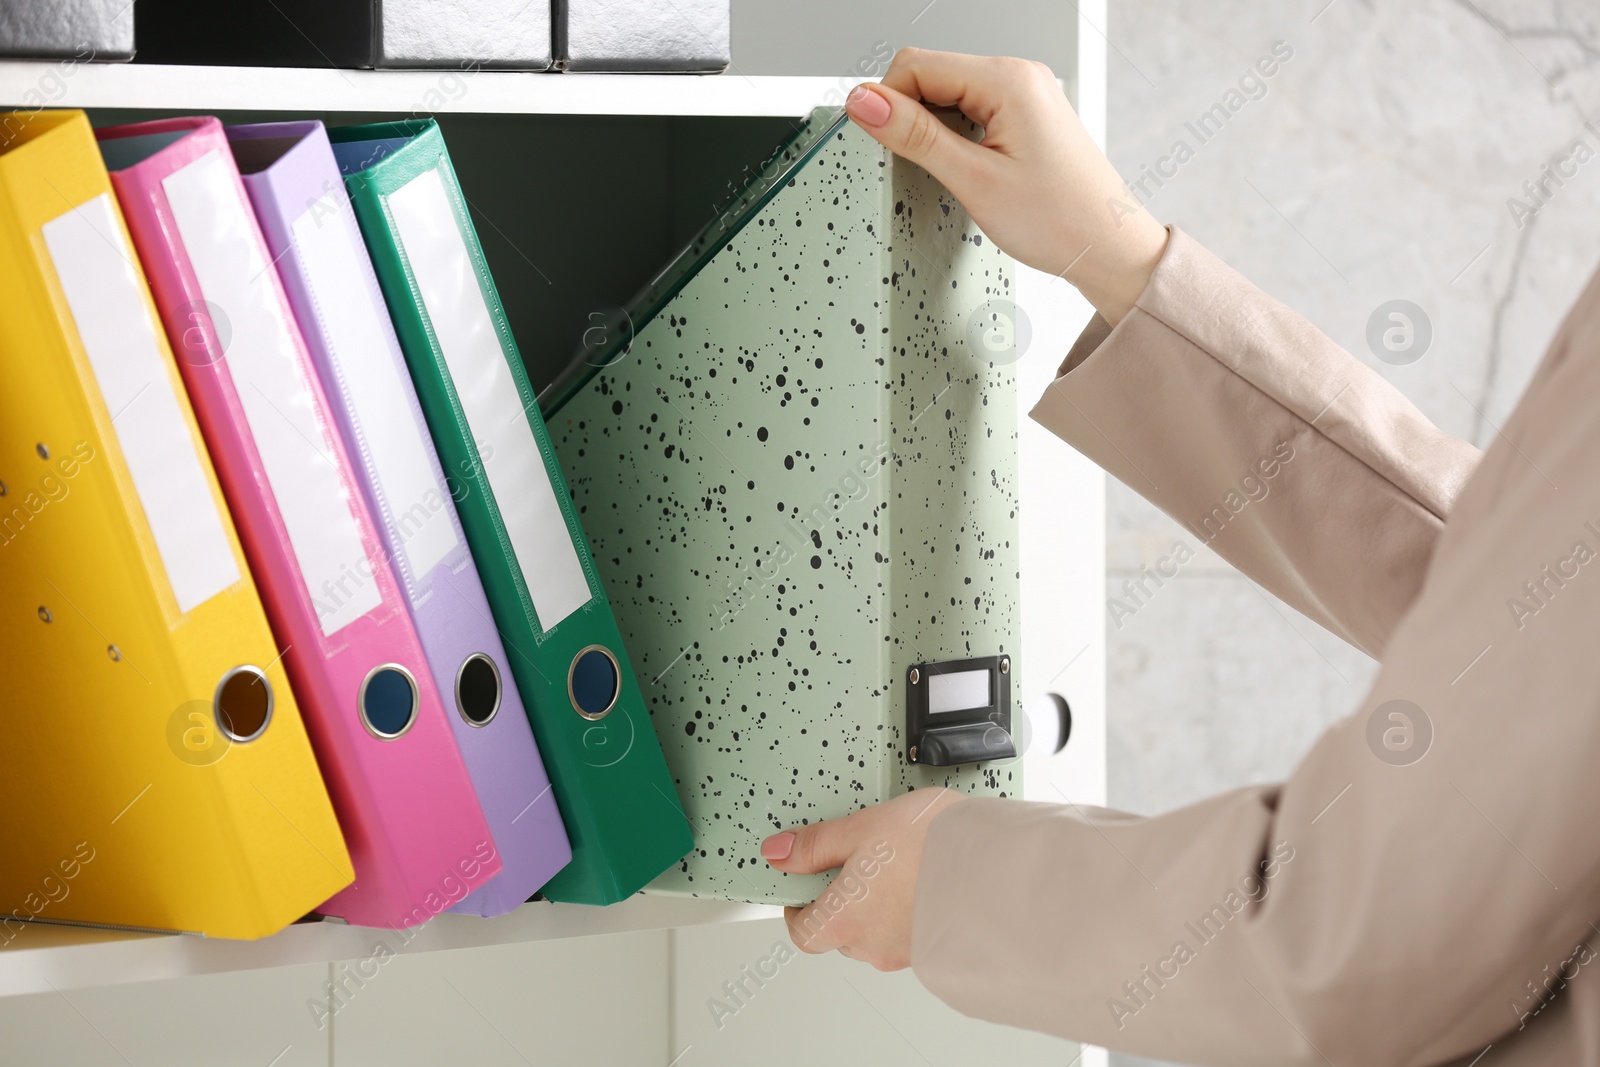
[228,119,572,915]
[97,116,501,928]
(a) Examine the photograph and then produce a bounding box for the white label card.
[42,193,241,615]
[929,668,992,715]
[384,164,591,630]
[290,194,459,593]
[163,150,382,637]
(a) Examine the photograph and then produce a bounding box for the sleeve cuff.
[1056,310,1114,378]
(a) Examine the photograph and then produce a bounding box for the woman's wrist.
[1064,214,1169,327]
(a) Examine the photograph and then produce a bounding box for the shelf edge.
[0,896,781,998]
[0,63,865,118]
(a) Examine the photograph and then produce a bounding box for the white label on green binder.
[291,198,459,592]
[42,193,241,615]
[163,150,382,636]
[385,164,591,630]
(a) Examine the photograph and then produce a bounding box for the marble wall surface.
[1102,2,1600,1064]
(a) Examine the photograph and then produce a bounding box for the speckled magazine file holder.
[545,109,1022,905]
[97,117,502,929]
[328,119,694,905]
[0,110,350,939]
[228,120,572,916]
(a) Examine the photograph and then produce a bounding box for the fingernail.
[846,86,891,128]
[761,832,795,861]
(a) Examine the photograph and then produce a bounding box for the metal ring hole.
[359,664,419,739]
[215,665,273,742]
[569,645,620,721]
[455,653,502,727]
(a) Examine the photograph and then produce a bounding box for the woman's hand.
[845,48,1167,325]
[760,787,966,969]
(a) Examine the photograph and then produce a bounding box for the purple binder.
[228,120,572,915]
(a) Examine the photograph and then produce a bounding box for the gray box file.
[559,0,729,72]
[0,0,133,61]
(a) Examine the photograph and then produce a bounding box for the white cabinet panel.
[0,964,329,1067]
[671,918,1079,1066]
[1018,271,1107,808]
[330,929,669,1066]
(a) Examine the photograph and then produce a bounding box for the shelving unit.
[0,26,1107,1052]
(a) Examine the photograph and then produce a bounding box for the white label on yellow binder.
[42,193,241,616]
[384,164,590,629]
[291,200,459,590]
[163,150,382,636]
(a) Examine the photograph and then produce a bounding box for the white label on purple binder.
[291,197,459,592]
[42,193,241,615]
[163,150,381,636]
[385,164,591,630]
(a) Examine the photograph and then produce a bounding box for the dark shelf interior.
[85,107,800,395]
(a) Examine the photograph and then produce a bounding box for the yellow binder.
[0,111,353,940]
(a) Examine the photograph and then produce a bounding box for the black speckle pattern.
[554,117,1019,905]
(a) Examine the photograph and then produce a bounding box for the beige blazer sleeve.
[1029,228,1479,659]
[912,229,1600,1065]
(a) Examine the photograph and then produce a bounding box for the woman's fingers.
[766,816,866,955]
[783,902,845,955]
[763,792,960,969]
[875,46,1032,126]
[844,47,1167,321]
[762,812,859,875]
[845,82,990,205]
[774,819,864,959]
[765,814,869,954]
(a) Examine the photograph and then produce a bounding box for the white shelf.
[0,62,859,117]
[0,896,779,998]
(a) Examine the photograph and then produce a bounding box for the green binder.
[545,108,1022,905]
[329,120,692,905]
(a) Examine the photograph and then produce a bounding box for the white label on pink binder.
[291,198,459,592]
[384,164,591,630]
[42,193,241,616]
[163,150,382,637]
